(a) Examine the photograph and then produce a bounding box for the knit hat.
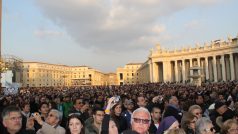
[215,101,226,110]
[122,130,139,134]
[156,116,177,134]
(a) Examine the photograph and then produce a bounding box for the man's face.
[137,97,147,107]
[151,108,161,121]
[169,96,179,106]
[23,104,30,113]
[74,99,83,110]
[46,111,59,126]
[196,96,204,104]
[216,105,227,115]
[131,111,150,134]
[93,111,104,124]
[3,112,22,133]
[127,103,134,110]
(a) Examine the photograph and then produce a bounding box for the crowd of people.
[0,81,238,134]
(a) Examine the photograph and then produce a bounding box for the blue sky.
[2,0,238,72]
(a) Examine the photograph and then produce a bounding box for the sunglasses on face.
[204,127,215,132]
[133,118,150,124]
[195,112,202,115]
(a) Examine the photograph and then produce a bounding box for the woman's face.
[189,117,197,130]
[192,108,202,119]
[109,120,118,134]
[69,118,83,134]
[40,104,49,114]
[228,123,238,134]
[202,123,215,134]
[114,104,122,116]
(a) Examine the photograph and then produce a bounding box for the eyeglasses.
[204,127,215,132]
[8,116,22,121]
[48,114,56,118]
[133,118,150,124]
[195,112,202,115]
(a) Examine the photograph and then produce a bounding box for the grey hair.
[2,106,21,120]
[195,117,213,134]
[50,109,63,121]
[131,107,151,124]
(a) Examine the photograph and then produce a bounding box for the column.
[182,59,186,83]
[149,61,153,82]
[190,59,193,82]
[175,60,178,82]
[152,62,156,82]
[205,57,209,81]
[230,53,235,80]
[221,55,226,81]
[213,56,218,82]
[197,58,201,75]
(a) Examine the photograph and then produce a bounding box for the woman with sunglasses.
[181,112,197,134]
[195,117,215,134]
[66,114,84,134]
[188,105,203,119]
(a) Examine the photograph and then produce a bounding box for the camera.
[113,96,120,103]
[31,112,39,117]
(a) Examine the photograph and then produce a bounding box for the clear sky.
[2,0,238,73]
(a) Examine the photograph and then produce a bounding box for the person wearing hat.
[210,101,235,132]
[122,99,135,128]
[156,116,179,134]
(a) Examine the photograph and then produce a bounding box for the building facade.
[1,55,23,87]
[138,36,238,83]
[22,62,109,87]
[116,63,142,85]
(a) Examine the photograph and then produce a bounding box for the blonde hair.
[188,105,202,113]
[220,119,238,134]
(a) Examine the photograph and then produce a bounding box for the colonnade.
[151,53,238,83]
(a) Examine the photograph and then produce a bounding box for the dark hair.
[49,101,57,109]
[73,98,83,105]
[66,114,84,134]
[38,102,49,111]
[20,101,30,109]
[92,107,104,115]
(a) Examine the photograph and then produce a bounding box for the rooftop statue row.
[150,35,238,56]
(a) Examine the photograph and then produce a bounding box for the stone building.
[137,36,238,83]
[116,63,142,85]
[22,62,107,87]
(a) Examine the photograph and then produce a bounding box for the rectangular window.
[120,73,123,80]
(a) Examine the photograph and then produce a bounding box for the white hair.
[131,107,151,124]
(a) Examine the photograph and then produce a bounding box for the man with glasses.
[123,107,151,134]
[34,109,65,134]
[1,105,35,134]
[69,98,84,116]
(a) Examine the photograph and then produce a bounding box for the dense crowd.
[0,81,238,134]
